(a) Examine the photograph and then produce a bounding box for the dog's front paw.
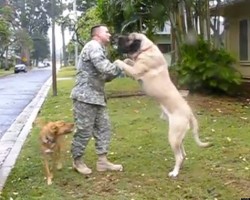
[123,58,135,66]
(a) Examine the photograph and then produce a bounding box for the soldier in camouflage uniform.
[70,25,123,175]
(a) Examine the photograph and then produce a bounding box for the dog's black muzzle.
[117,36,142,54]
[117,36,130,54]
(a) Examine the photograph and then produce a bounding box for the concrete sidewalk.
[0,77,52,191]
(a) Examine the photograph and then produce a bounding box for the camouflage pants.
[71,100,111,160]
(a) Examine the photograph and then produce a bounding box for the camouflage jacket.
[70,40,121,106]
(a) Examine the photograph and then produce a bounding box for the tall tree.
[0,4,13,69]
[56,14,73,66]
[7,0,66,65]
[13,29,33,65]
[31,32,50,65]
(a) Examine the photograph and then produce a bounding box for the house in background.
[153,21,172,65]
[211,0,250,82]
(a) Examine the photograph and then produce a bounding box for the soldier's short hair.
[90,24,107,37]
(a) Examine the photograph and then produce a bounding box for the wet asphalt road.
[0,67,51,139]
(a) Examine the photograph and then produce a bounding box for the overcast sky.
[48,24,72,56]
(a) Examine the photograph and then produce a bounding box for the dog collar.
[43,136,56,145]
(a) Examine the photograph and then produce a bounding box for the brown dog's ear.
[55,121,64,127]
[49,124,58,134]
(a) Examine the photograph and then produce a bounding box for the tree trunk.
[184,0,195,32]
[179,0,186,35]
[205,0,211,43]
[61,23,68,67]
[171,26,176,65]
[198,1,204,39]
[169,12,182,59]
[4,46,9,70]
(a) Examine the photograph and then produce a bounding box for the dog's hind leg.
[181,144,186,158]
[168,137,184,177]
[168,117,189,178]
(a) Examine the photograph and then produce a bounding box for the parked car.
[38,62,46,68]
[44,62,51,67]
[14,64,27,73]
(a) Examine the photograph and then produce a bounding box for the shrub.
[176,39,242,95]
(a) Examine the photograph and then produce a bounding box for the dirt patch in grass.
[187,93,250,116]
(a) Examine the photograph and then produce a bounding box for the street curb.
[0,77,52,191]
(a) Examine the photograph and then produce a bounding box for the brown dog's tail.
[189,113,211,147]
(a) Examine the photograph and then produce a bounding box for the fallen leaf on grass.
[134,185,141,188]
[239,156,247,162]
[226,137,231,142]
[224,180,236,185]
[216,108,222,113]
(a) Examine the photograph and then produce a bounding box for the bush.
[176,39,242,95]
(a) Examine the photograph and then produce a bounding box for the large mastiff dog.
[114,33,211,177]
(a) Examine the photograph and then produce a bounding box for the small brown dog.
[39,121,74,185]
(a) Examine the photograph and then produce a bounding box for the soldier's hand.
[114,59,124,70]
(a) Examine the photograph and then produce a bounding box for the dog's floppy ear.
[130,33,153,51]
[129,39,141,54]
[48,124,58,134]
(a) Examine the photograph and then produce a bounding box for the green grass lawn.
[0,68,13,77]
[0,67,249,199]
[57,66,76,78]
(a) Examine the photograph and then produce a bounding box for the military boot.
[73,158,92,175]
[96,154,123,172]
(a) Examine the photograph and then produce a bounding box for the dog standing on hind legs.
[39,121,74,185]
[114,32,212,177]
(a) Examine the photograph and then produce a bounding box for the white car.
[14,64,27,73]
[38,62,46,68]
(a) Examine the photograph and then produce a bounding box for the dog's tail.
[189,113,211,147]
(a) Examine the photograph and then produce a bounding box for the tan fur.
[115,33,211,177]
[39,121,74,185]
